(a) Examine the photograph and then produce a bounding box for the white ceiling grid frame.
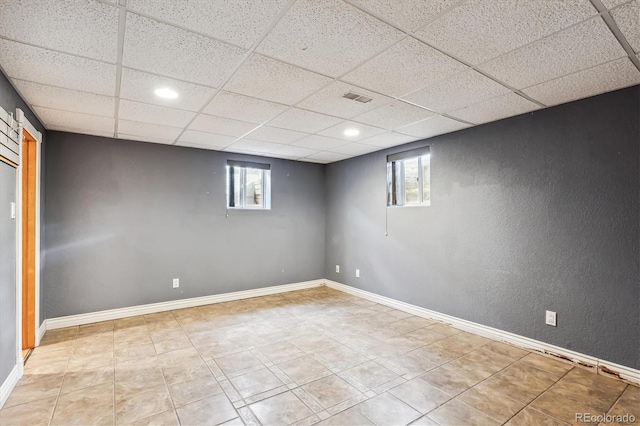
[415,0,598,65]
[610,2,640,53]
[589,0,640,71]
[266,108,343,134]
[122,13,248,88]
[447,92,541,125]
[477,17,628,90]
[118,99,196,128]
[11,79,116,118]
[352,100,437,130]
[33,106,115,134]
[0,0,120,62]
[256,0,405,77]
[522,57,640,106]
[177,130,237,149]
[125,0,293,49]
[203,91,289,124]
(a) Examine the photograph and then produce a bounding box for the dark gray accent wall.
[43,132,326,318]
[0,161,17,386]
[325,86,640,369]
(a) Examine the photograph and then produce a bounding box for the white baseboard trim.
[0,363,23,410]
[324,280,640,385]
[36,321,47,346]
[45,279,324,331]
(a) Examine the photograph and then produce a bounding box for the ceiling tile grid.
[203,91,289,124]
[34,106,115,134]
[256,0,404,77]
[0,0,119,62]
[352,100,436,129]
[401,69,511,113]
[12,79,115,118]
[448,92,541,125]
[0,0,638,163]
[342,36,469,97]
[0,39,116,95]
[123,13,247,87]
[125,0,292,49]
[610,1,640,54]
[416,0,597,65]
[119,68,216,112]
[477,17,627,90]
[224,54,333,105]
[522,57,640,106]
[266,108,343,133]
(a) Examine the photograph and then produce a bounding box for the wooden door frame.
[15,109,42,359]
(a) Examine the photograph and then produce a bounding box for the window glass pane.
[244,168,262,207]
[227,166,242,208]
[403,157,419,204]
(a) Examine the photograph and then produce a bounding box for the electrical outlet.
[356,269,360,278]
[10,202,15,219]
[546,310,556,327]
[336,265,340,273]
[173,278,179,288]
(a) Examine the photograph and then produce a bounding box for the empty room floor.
[1,287,637,426]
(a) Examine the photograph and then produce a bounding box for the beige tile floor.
[1,287,638,426]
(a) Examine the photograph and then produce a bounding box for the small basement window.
[226,160,271,209]
[387,146,430,207]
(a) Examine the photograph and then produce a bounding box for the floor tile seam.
[502,366,575,425]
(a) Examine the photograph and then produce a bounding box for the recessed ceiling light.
[344,128,360,137]
[154,87,178,99]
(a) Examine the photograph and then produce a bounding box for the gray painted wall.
[0,161,17,386]
[325,87,640,369]
[43,132,326,318]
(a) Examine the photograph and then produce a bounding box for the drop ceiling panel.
[305,151,350,163]
[329,143,380,156]
[401,69,511,113]
[348,0,463,32]
[118,120,183,141]
[12,80,115,117]
[296,81,393,118]
[611,1,640,53]
[118,100,196,128]
[0,39,116,95]
[119,68,215,112]
[225,54,333,105]
[478,18,626,89]
[417,0,597,65]
[47,125,114,138]
[226,139,283,153]
[318,121,386,141]
[353,100,436,129]
[178,130,236,148]
[126,0,291,48]
[448,93,540,125]
[602,0,633,8]
[342,37,468,97]
[203,91,288,124]
[358,132,417,148]
[396,115,470,138]
[268,144,319,159]
[257,0,404,77]
[34,106,115,133]
[266,108,342,133]
[118,133,173,145]
[245,126,309,144]
[291,135,348,150]
[0,0,119,62]
[189,115,259,137]
[522,58,640,106]
[123,13,247,87]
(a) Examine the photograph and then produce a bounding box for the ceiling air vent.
[343,92,373,103]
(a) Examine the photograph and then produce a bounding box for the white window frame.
[387,151,430,208]
[226,165,271,210]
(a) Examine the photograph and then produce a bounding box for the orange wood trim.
[21,129,37,350]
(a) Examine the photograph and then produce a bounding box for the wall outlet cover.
[173,278,179,288]
[546,310,557,327]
